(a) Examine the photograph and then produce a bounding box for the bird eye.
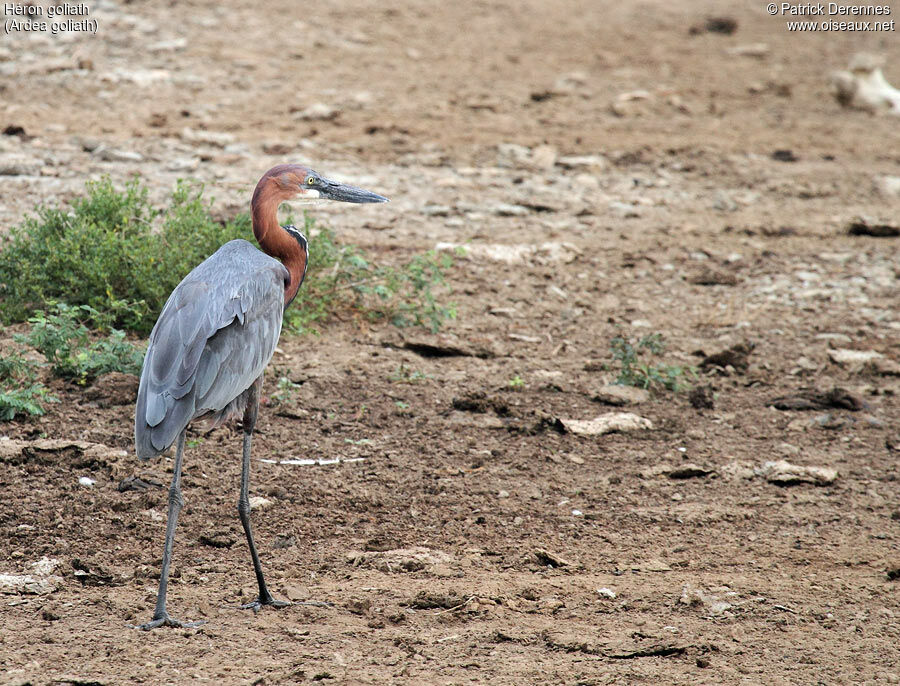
[307,176,316,185]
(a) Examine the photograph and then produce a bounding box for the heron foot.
[132,613,206,631]
[239,593,291,614]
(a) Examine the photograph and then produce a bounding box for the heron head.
[267,164,389,204]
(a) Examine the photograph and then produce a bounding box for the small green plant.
[0,349,57,420]
[610,333,695,392]
[16,303,145,385]
[271,375,301,406]
[508,375,525,389]
[285,220,455,334]
[389,364,431,384]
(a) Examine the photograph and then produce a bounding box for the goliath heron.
[133,163,387,629]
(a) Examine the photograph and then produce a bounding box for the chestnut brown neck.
[251,179,308,307]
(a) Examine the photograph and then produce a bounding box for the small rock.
[868,358,900,376]
[94,147,144,162]
[556,154,609,171]
[668,463,714,479]
[293,102,339,121]
[78,476,96,487]
[758,460,837,486]
[248,496,273,509]
[591,385,650,406]
[534,549,571,567]
[609,201,641,218]
[726,43,769,58]
[559,412,653,436]
[679,583,733,615]
[181,127,236,148]
[597,587,617,599]
[0,154,41,176]
[829,348,884,366]
[876,176,900,198]
[530,144,557,169]
[492,203,529,217]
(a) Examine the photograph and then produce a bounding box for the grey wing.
[135,241,288,459]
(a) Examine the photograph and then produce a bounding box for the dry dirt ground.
[2,0,900,684]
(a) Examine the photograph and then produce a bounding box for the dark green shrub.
[0,177,454,336]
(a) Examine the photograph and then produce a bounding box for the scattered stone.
[769,387,866,411]
[679,583,734,615]
[534,548,571,568]
[0,153,41,176]
[699,341,754,372]
[101,68,171,86]
[831,53,900,115]
[71,558,115,586]
[876,176,900,198]
[758,460,837,486]
[591,385,650,406]
[726,43,769,58]
[166,157,201,172]
[719,461,756,480]
[829,348,885,367]
[181,127,236,148]
[94,146,144,162]
[558,412,653,436]
[0,557,64,595]
[772,149,798,163]
[436,241,581,265]
[848,218,900,237]
[530,144,557,169]
[556,154,609,171]
[609,201,641,218]
[688,384,715,409]
[689,266,739,286]
[292,102,340,121]
[492,203,530,217]
[668,463,714,479]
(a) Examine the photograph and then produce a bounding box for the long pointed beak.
[319,178,389,203]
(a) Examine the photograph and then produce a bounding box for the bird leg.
[238,377,290,613]
[133,430,205,630]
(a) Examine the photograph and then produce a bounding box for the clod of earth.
[769,387,866,412]
[698,341,755,373]
[847,218,900,237]
[397,333,497,359]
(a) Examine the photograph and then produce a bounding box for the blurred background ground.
[1,0,899,684]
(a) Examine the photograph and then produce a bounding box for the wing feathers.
[134,240,288,459]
